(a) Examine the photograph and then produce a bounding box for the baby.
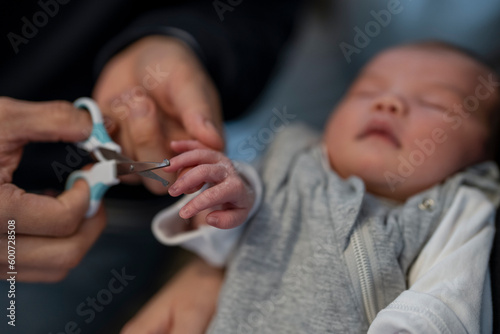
[157,41,500,333]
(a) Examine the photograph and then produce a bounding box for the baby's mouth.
[357,123,401,148]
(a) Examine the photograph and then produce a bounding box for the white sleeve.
[369,186,496,334]
[151,161,263,267]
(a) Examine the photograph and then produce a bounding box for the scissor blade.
[116,160,170,176]
[98,147,132,162]
[138,170,170,187]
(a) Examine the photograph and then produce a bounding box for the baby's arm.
[151,140,262,267]
[369,186,495,334]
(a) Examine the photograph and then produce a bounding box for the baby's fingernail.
[169,185,179,196]
[206,216,218,226]
[180,207,191,218]
[204,118,215,129]
[204,119,224,149]
[204,119,220,135]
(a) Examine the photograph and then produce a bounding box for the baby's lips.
[357,119,401,148]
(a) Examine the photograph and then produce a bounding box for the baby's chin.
[332,158,409,200]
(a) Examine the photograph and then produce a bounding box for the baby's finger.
[205,208,249,229]
[168,164,228,197]
[170,140,211,153]
[178,181,245,219]
[163,149,224,173]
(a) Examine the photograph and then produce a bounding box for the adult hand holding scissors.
[0,97,106,282]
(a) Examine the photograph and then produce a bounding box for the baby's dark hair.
[408,40,500,165]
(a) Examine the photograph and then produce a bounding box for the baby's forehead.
[358,46,491,90]
[358,44,500,119]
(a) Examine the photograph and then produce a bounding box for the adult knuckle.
[57,244,85,269]
[53,215,79,237]
[0,185,22,223]
[0,97,16,128]
[0,96,14,113]
[50,100,74,115]
[49,100,75,124]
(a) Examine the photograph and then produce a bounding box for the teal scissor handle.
[65,160,120,218]
[74,97,121,161]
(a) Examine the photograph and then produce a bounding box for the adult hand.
[121,257,224,334]
[93,35,225,195]
[0,97,106,282]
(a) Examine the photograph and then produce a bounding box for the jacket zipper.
[345,224,379,324]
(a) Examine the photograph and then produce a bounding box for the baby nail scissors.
[65,97,169,218]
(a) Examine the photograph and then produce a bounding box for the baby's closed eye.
[417,96,450,112]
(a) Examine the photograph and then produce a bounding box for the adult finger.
[125,96,174,194]
[1,206,106,270]
[149,65,224,151]
[170,140,210,154]
[1,97,92,143]
[0,265,69,283]
[0,179,89,236]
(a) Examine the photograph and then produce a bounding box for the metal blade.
[116,159,170,176]
[138,170,170,187]
[98,147,132,162]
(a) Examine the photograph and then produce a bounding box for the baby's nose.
[372,95,406,115]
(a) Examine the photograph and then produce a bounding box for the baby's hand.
[164,140,255,229]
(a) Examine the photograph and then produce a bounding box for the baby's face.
[324,46,497,200]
